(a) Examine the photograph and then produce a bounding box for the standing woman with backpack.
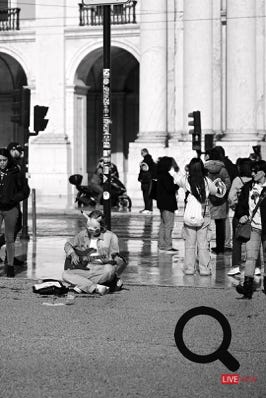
[170,158,226,276]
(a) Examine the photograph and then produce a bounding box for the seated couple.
[62,210,127,303]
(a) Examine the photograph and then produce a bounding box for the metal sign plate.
[82,0,131,5]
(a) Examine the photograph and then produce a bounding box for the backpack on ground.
[32,279,69,295]
[183,192,205,227]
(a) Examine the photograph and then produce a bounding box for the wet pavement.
[0,209,261,290]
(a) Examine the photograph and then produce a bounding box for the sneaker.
[142,210,152,215]
[227,266,241,276]
[254,267,261,276]
[184,269,195,275]
[164,248,178,253]
[65,291,76,305]
[139,209,145,213]
[96,284,110,296]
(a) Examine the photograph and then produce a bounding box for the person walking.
[156,157,179,253]
[0,148,30,277]
[0,143,25,266]
[235,161,266,299]
[138,148,155,214]
[227,158,253,276]
[170,158,226,276]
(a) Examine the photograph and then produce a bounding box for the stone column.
[226,0,256,141]
[138,0,167,142]
[183,0,213,136]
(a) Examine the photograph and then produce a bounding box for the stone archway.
[0,52,27,146]
[75,46,139,184]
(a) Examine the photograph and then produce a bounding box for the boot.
[6,265,15,278]
[263,276,266,295]
[236,276,254,299]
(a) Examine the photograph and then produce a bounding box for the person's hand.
[239,215,249,224]
[169,167,175,177]
[71,252,80,265]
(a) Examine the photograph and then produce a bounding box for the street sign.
[82,0,131,5]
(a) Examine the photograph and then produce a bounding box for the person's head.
[7,142,23,159]
[0,148,12,171]
[238,158,252,178]
[253,160,266,184]
[187,158,207,203]
[157,156,173,174]
[141,148,149,158]
[86,210,106,236]
[208,147,224,161]
[214,146,225,159]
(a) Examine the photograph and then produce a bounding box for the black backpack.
[32,279,69,295]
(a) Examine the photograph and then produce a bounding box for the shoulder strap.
[239,176,244,185]
[250,191,266,221]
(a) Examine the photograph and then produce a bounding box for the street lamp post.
[81,0,131,230]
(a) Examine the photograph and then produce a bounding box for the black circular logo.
[174,306,240,371]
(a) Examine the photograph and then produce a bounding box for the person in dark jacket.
[204,148,231,254]
[235,160,266,298]
[0,148,30,277]
[138,148,155,214]
[0,143,25,266]
[156,157,179,252]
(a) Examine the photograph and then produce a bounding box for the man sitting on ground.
[62,210,127,304]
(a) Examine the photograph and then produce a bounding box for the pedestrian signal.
[34,105,49,133]
[188,110,202,151]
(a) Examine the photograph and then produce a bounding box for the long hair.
[187,158,207,203]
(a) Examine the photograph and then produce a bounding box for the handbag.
[235,220,251,242]
[235,191,266,242]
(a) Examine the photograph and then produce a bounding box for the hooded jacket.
[0,166,30,211]
[138,154,156,184]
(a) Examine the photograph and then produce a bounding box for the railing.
[0,8,20,31]
[79,1,137,26]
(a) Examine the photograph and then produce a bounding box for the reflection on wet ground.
[0,212,262,289]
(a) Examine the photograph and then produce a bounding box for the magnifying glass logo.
[174,306,240,371]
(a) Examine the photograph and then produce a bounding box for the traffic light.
[188,110,201,151]
[34,105,49,133]
[204,134,214,152]
[10,88,31,128]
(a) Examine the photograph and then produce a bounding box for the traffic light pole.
[102,5,111,230]
[21,127,30,240]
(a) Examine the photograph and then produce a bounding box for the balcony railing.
[79,1,137,26]
[0,8,20,31]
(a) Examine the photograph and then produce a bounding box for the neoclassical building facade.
[0,0,265,207]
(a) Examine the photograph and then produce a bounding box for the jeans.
[141,182,153,211]
[62,263,116,293]
[182,218,212,274]
[0,207,19,266]
[244,227,266,278]
[158,210,175,250]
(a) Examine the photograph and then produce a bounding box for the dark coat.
[235,180,266,238]
[138,154,156,185]
[0,166,30,211]
[156,173,178,212]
